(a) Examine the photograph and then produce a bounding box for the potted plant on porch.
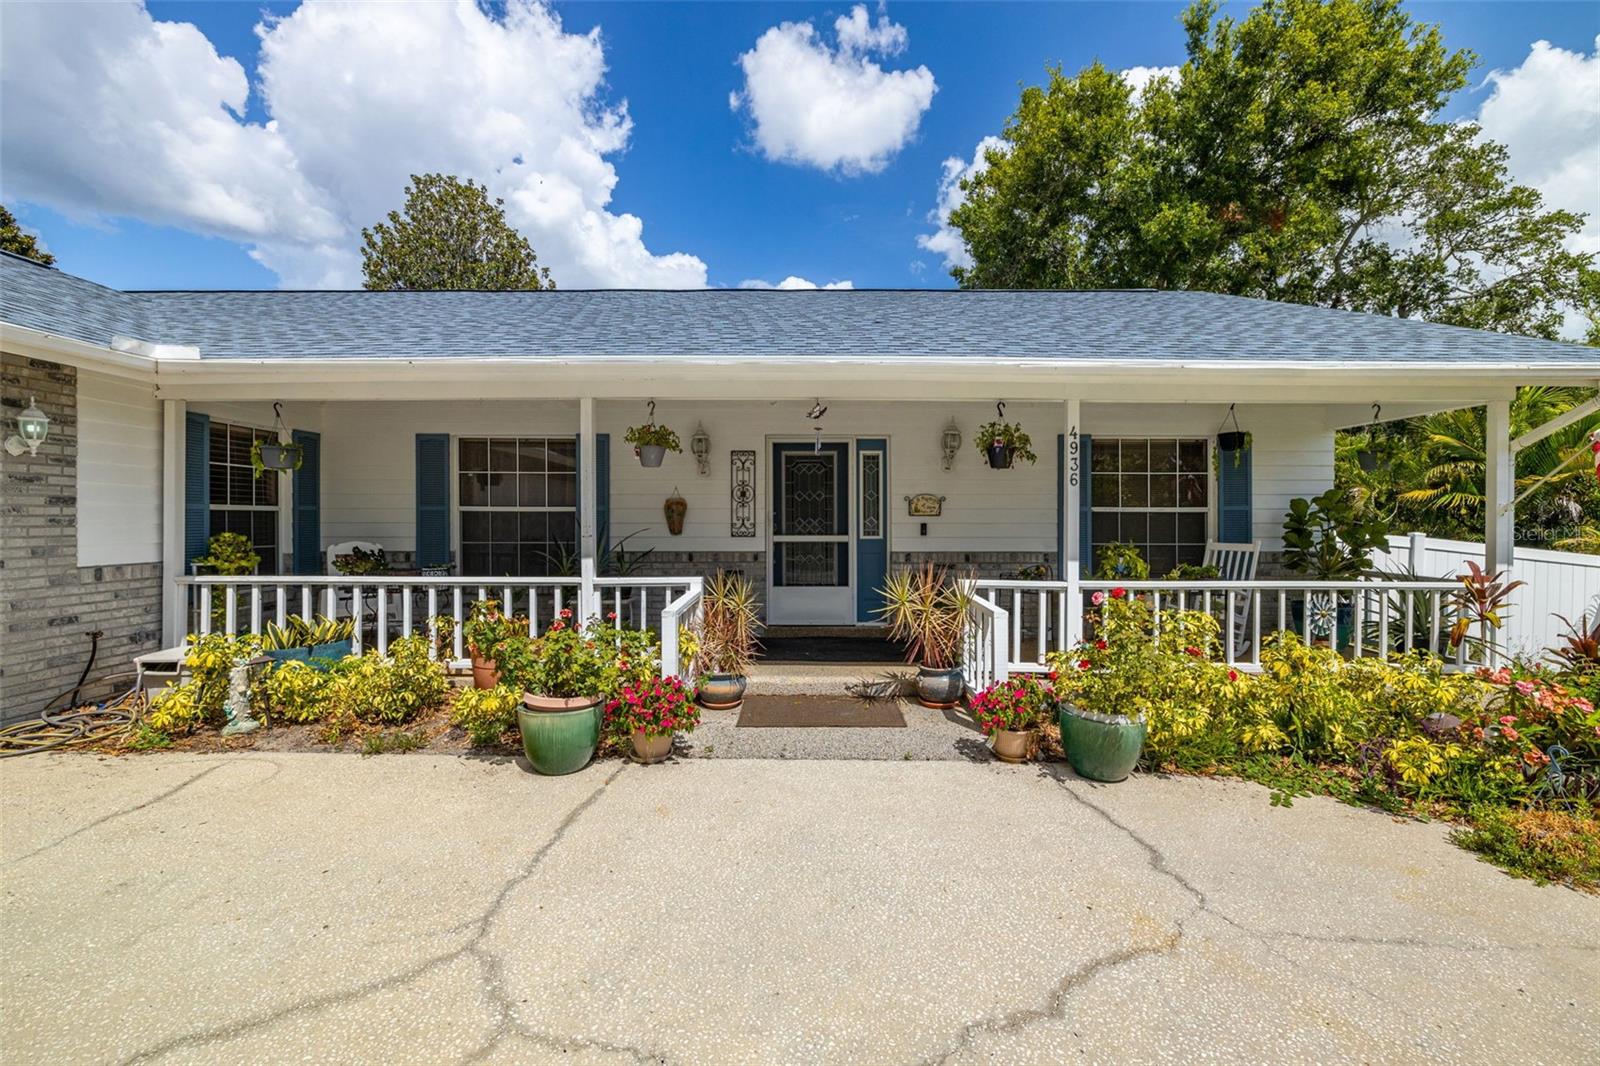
[973,403,1037,470]
[695,570,763,710]
[1281,488,1390,647]
[606,674,700,763]
[877,562,970,709]
[464,599,524,689]
[969,676,1052,763]
[518,608,606,775]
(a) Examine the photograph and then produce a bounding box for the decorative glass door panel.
[769,442,853,623]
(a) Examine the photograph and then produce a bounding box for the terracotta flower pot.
[470,656,501,690]
[631,731,674,764]
[917,665,964,709]
[518,694,602,775]
[991,728,1033,764]
[697,673,747,710]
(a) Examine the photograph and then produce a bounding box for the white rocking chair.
[1203,540,1261,654]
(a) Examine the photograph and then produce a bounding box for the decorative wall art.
[905,493,945,517]
[731,450,756,537]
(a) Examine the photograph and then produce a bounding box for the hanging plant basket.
[1356,448,1380,473]
[624,403,682,469]
[250,438,302,478]
[974,403,1036,471]
[1217,431,1249,452]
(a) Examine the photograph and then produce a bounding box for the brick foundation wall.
[0,354,164,721]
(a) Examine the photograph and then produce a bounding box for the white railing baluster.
[350,586,363,654]
[1428,591,1440,655]
[301,586,311,620]
[377,587,389,654]
[1352,589,1364,658]
[1251,590,1261,664]
[1403,590,1414,654]
[324,586,337,625]
[1224,591,1235,664]
[1379,589,1390,657]
[224,586,237,636]
[427,587,439,661]
[275,586,286,628]
[249,586,262,635]
[453,586,465,660]
[503,585,514,622]
[402,585,413,642]
[200,585,213,635]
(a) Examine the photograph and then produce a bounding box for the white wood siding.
[77,370,161,566]
[283,399,1334,560]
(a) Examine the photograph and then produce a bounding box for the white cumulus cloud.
[0,0,706,288]
[916,136,1007,272]
[738,276,855,290]
[730,4,936,175]
[1473,37,1600,258]
[1121,64,1180,102]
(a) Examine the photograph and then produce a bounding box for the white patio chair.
[1202,540,1261,655]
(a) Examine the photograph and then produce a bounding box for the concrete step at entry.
[744,661,916,698]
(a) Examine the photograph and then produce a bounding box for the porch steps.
[744,661,915,699]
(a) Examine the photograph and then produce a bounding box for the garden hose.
[0,671,143,758]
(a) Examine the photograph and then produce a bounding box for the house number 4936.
[1068,427,1081,488]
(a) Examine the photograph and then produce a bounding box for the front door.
[769,442,852,624]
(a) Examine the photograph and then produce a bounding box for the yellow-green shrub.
[451,684,520,745]
[329,636,447,724]
[143,632,263,737]
[263,660,333,724]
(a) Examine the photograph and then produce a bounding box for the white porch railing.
[173,573,705,679]
[963,576,1469,692]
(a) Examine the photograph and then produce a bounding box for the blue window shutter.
[415,434,451,567]
[1217,441,1252,543]
[292,430,321,575]
[183,411,210,569]
[596,433,611,556]
[1079,434,1093,576]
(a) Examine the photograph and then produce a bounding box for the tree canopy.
[948,0,1591,339]
[361,174,554,291]
[0,204,55,266]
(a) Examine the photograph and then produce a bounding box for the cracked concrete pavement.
[2,752,1597,1065]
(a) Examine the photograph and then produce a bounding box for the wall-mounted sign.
[904,493,945,517]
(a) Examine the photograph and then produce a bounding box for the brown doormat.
[735,695,906,729]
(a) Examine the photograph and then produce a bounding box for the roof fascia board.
[0,323,158,381]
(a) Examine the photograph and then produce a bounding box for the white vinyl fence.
[1372,532,1600,659]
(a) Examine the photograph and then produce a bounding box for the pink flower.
[1514,680,1535,695]
[1499,715,1516,726]
[1091,591,1106,606]
[1502,726,1520,741]
[1572,698,1593,713]
[607,611,617,621]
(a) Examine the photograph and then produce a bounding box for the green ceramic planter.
[1058,703,1146,783]
[518,694,602,776]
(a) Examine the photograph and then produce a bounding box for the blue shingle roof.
[2,250,1592,367]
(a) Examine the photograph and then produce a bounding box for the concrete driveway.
[2,752,1596,1065]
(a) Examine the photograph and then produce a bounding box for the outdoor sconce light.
[4,396,50,457]
[941,420,962,470]
[690,422,711,476]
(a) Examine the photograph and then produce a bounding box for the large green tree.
[0,204,55,266]
[949,0,1591,338]
[361,174,554,291]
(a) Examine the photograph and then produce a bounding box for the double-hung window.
[1090,438,1210,576]
[458,437,577,576]
[208,421,279,572]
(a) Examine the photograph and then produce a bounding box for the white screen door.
[768,441,853,624]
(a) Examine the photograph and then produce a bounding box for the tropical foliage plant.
[877,563,969,669]
[695,570,763,676]
[1281,488,1391,579]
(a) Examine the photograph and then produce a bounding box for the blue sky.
[3,1,1596,292]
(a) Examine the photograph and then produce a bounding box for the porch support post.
[1063,399,1083,649]
[1484,398,1514,576]
[579,396,598,619]
[161,398,187,645]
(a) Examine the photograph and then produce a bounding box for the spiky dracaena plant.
[694,571,763,676]
[877,563,970,670]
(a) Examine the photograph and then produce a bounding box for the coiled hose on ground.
[0,671,144,757]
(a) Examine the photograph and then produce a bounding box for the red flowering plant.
[1048,590,1240,770]
[968,677,1053,736]
[1476,664,1600,772]
[605,674,700,740]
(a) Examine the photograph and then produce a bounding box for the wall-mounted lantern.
[690,422,711,476]
[4,396,50,457]
[941,420,962,470]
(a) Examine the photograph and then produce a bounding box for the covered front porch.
[154,358,1530,683]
